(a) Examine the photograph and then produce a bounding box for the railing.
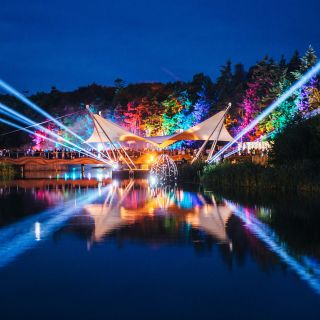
[0,150,89,160]
[0,148,270,163]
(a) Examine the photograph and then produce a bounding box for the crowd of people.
[0,145,269,161]
[0,149,88,159]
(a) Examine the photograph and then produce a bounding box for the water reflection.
[80,182,233,245]
[226,199,320,294]
[0,184,110,267]
[1,178,320,298]
[22,166,112,180]
[58,180,320,296]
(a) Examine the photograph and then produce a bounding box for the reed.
[201,161,320,192]
[0,163,16,179]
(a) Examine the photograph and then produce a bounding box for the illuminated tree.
[113,104,127,124]
[191,86,210,125]
[123,101,140,133]
[142,98,164,136]
[294,46,318,116]
[239,58,278,140]
[162,91,192,135]
[259,67,297,138]
[258,47,319,139]
[309,87,320,110]
[31,121,57,149]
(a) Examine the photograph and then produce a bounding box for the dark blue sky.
[1,0,320,92]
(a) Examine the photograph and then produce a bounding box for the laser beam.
[0,110,83,136]
[0,117,96,157]
[0,185,111,268]
[226,200,320,295]
[208,62,320,163]
[0,103,114,165]
[0,107,108,164]
[0,79,87,144]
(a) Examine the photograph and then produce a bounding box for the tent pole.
[87,110,137,170]
[86,107,117,162]
[116,142,137,169]
[115,144,133,170]
[86,108,113,161]
[191,103,231,164]
[91,115,134,169]
[93,118,118,161]
[207,121,224,162]
[91,118,113,162]
[92,113,121,161]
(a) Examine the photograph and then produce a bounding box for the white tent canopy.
[146,111,233,148]
[85,111,233,148]
[85,113,152,144]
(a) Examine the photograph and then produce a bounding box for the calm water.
[0,168,320,319]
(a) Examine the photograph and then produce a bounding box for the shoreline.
[178,161,320,193]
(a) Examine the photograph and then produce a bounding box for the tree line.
[0,46,319,149]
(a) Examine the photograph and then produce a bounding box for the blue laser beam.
[1,110,83,136]
[0,185,111,268]
[0,79,87,144]
[0,79,108,160]
[0,117,97,157]
[226,200,320,295]
[0,108,108,165]
[0,105,80,152]
[209,62,320,163]
[0,103,113,165]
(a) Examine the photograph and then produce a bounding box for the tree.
[259,64,297,137]
[232,63,246,88]
[191,85,211,125]
[141,97,164,136]
[271,115,320,164]
[214,60,233,106]
[294,46,318,116]
[123,101,140,133]
[189,73,214,103]
[114,78,125,93]
[239,58,278,140]
[287,50,302,82]
[162,91,193,135]
[31,121,58,150]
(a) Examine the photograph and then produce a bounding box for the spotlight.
[149,174,158,186]
[112,163,119,170]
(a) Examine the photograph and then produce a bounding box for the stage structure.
[85,105,233,169]
[145,106,233,150]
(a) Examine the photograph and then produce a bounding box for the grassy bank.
[0,163,16,180]
[178,162,206,184]
[201,161,320,192]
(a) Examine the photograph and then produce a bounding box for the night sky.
[1,0,320,92]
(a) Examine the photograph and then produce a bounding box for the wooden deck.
[0,153,192,170]
[0,156,105,166]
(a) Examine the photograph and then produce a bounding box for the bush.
[178,161,206,183]
[271,115,320,164]
[201,161,320,192]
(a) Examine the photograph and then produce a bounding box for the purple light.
[209,62,320,163]
[0,79,85,143]
[0,102,114,165]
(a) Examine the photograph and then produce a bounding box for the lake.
[0,167,319,319]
